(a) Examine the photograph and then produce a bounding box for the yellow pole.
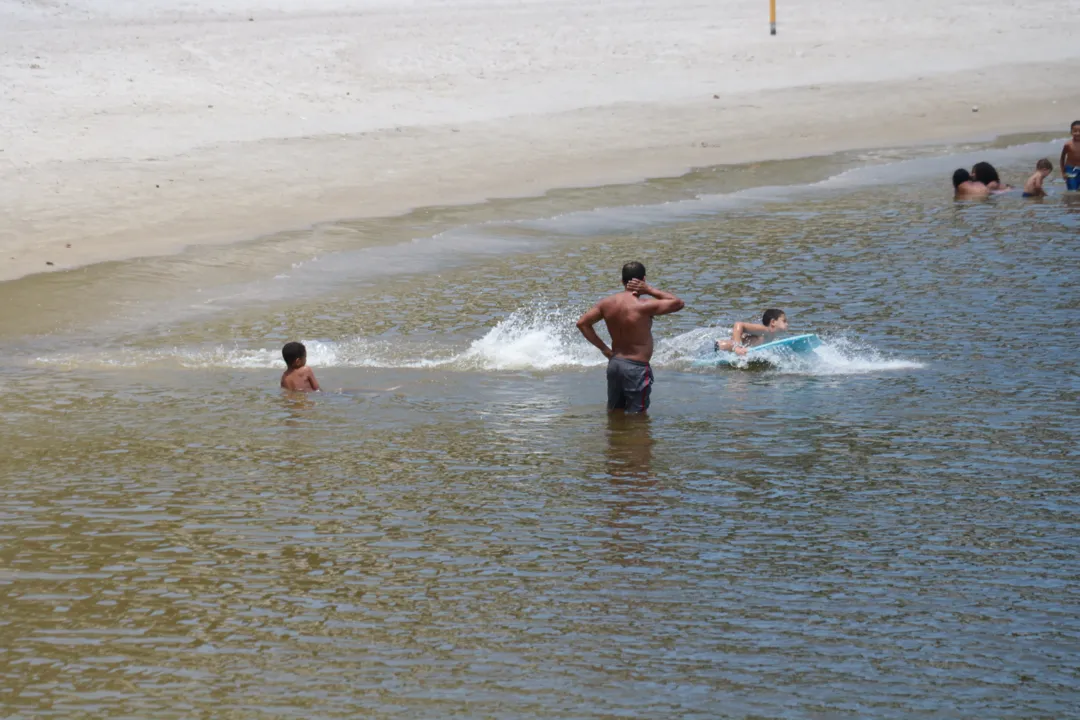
[770,0,776,35]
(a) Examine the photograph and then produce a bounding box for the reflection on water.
[1,145,1079,717]
[605,414,654,483]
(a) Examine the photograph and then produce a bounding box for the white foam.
[807,337,926,374]
[452,305,605,370]
[33,309,924,378]
[689,335,925,375]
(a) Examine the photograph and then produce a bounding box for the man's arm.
[576,304,613,358]
[625,279,685,316]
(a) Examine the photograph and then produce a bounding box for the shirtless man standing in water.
[576,261,685,413]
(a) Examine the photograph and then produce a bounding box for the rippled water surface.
[2,139,1079,718]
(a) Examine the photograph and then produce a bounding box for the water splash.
[683,333,924,375]
[33,307,923,376]
[451,305,603,370]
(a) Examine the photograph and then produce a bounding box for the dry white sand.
[2,0,1079,281]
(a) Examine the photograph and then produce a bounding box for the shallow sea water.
[1,136,1078,718]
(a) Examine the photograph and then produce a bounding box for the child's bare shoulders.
[281,368,313,390]
[299,367,319,389]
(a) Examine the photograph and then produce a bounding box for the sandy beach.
[2,0,1079,282]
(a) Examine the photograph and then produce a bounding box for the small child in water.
[715,308,789,356]
[281,341,320,392]
[1023,159,1053,198]
[1061,120,1080,191]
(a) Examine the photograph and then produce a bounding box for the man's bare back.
[593,286,656,363]
[577,278,685,363]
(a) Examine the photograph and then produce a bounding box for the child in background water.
[972,162,1010,192]
[953,168,990,198]
[1061,120,1080,191]
[1023,159,1053,198]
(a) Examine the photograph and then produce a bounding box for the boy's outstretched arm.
[717,321,765,352]
[717,323,760,351]
[732,321,768,342]
[731,321,769,356]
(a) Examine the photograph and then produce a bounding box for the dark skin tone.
[576,277,685,363]
[281,356,320,392]
[1061,125,1080,179]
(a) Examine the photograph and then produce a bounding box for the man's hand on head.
[625,278,648,297]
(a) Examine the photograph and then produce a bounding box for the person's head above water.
[621,261,646,286]
[972,162,1000,186]
[1072,120,1080,137]
[762,308,788,330]
[952,168,972,188]
[282,341,307,369]
[1036,158,1053,173]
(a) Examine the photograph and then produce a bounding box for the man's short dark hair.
[762,309,785,326]
[282,341,306,367]
[952,168,971,188]
[621,261,646,285]
[1037,158,1053,171]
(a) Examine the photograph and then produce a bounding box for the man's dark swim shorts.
[606,356,653,413]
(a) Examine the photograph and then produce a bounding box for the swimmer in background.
[281,341,320,392]
[972,162,1011,193]
[1023,159,1053,198]
[1061,120,1080,191]
[953,168,990,199]
[714,309,788,356]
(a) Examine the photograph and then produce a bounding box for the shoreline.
[5,62,1079,284]
[4,0,1080,283]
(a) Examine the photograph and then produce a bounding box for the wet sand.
[2,0,1080,282]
